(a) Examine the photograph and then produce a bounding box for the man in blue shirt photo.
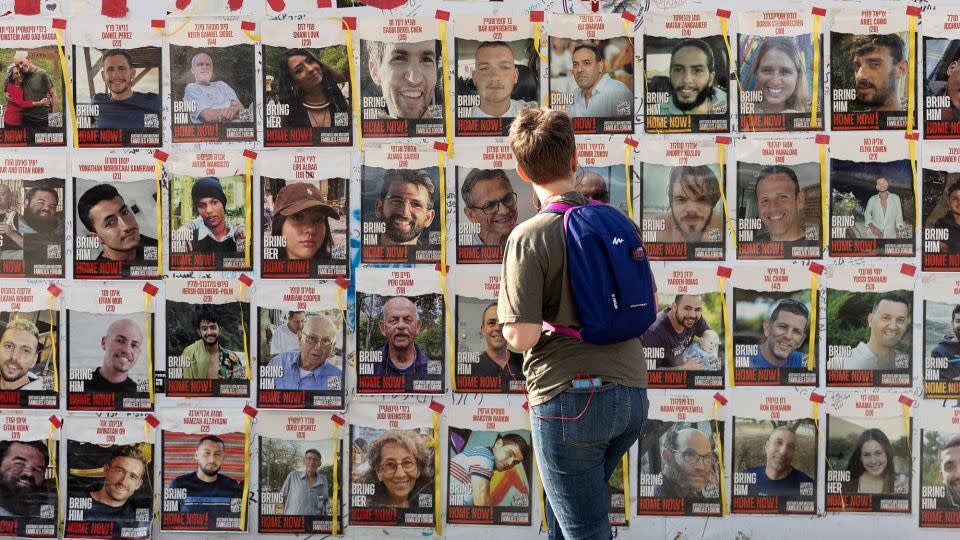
[743,426,813,497]
[267,315,342,390]
[168,435,242,517]
[91,50,160,129]
[374,296,431,377]
[748,299,809,369]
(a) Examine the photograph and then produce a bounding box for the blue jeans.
[531,383,649,540]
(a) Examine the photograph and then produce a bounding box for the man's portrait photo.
[733,420,816,502]
[67,312,150,401]
[455,297,526,393]
[66,442,152,527]
[169,174,248,270]
[361,167,441,264]
[166,303,249,383]
[640,163,724,255]
[734,292,813,372]
[644,35,728,124]
[830,158,914,254]
[827,290,912,373]
[0,47,64,139]
[162,433,244,527]
[0,439,55,518]
[550,37,634,124]
[638,421,721,509]
[736,162,821,256]
[263,312,344,392]
[921,431,960,512]
[361,39,442,121]
[455,39,538,131]
[73,48,161,133]
[448,429,531,514]
[259,436,338,526]
[832,33,909,114]
[922,171,960,259]
[0,312,56,394]
[924,301,960,382]
[75,180,159,278]
[642,293,723,372]
[923,38,960,131]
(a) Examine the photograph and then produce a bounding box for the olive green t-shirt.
[21,67,53,123]
[498,192,647,406]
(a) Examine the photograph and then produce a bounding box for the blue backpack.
[540,199,657,344]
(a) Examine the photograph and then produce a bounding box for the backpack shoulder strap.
[539,202,578,214]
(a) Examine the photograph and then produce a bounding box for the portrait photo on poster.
[447,427,532,525]
[0,178,65,278]
[922,294,960,399]
[169,44,256,143]
[549,36,634,134]
[0,309,58,407]
[74,179,159,279]
[455,38,538,136]
[731,418,817,514]
[66,311,152,411]
[733,288,817,386]
[923,37,960,139]
[456,167,533,264]
[263,44,352,147]
[642,290,725,388]
[258,436,341,534]
[0,44,66,147]
[919,424,960,525]
[258,308,346,409]
[829,159,915,258]
[825,415,911,512]
[830,30,913,130]
[355,292,445,394]
[639,161,725,261]
[349,425,436,527]
[261,175,348,279]
[0,437,58,535]
[72,46,162,147]
[169,174,250,271]
[637,419,723,516]
[922,166,960,271]
[165,300,250,398]
[64,442,154,539]
[161,431,246,531]
[361,166,441,265]
[455,296,526,394]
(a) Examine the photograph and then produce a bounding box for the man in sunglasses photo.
[748,299,810,369]
[461,169,519,246]
[266,315,342,391]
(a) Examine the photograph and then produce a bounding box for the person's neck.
[765,464,792,482]
[480,98,510,117]
[197,469,218,483]
[866,338,893,363]
[668,309,685,334]
[210,224,229,240]
[0,377,27,390]
[204,341,220,354]
[879,191,889,200]
[379,234,417,246]
[306,469,317,480]
[103,245,137,261]
[759,341,787,368]
[303,87,328,103]
[478,228,507,245]
[99,364,129,384]
[582,79,601,101]
[111,90,133,101]
[89,489,123,508]
[531,176,576,207]
[388,344,418,370]
[953,212,960,225]
[485,346,508,368]
[770,226,804,242]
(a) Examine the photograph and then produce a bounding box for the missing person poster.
[66,284,153,411]
[575,138,631,214]
[260,150,349,279]
[262,19,352,147]
[355,268,444,394]
[607,457,628,526]
[737,10,823,132]
[64,416,153,539]
[0,412,57,537]
[455,15,537,137]
[642,266,725,389]
[455,269,524,394]
[825,391,912,513]
[922,274,960,399]
[358,17,445,139]
[638,139,725,261]
[73,151,160,279]
[830,9,913,131]
[643,11,729,134]
[168,17,256,143]
[924,11,960,139]
[258,412,342,534]
[167,150,250,271]
[447,405,531,526]
[0,282,58,408]
[730,393,817,515]
[455,142,534,264]
[160,407,248,532]
[0,152,64,278]
[0,18,65,146]
[164,279,250,398]
[733,266,817,386]
[919,407,960,527]
[349,402,436,528]
[922,140,960,271]
[71,20,162,147]
[736,138,822,259]
[547,14,634,135]
[829,133,914,257]
[361,144,440,264]
[825,265,914,388]
[637,393,723,517]
[257,281,345,410]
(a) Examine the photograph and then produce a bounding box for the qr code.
[328,376,342,390]
[144,246,158,261]
[707,228,722,242]
[47,113,62,127]
[427,105,443,118]
[616,100,632,115]
[40,377,54,391]
[136,379,150,393]
[331,244,346,258]
[427,361,442,375]
[135,508,151,521]
[610,494,624,507]
[39,504,54,519]
[805,226,819,241]
[418,493,433,507]
[144,114,159,128]
[239,108,253,122]
[895,354,909,369]
[800,482,814,496]
[334,112,348,127]
[47,244,61,258]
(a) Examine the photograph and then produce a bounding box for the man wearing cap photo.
[174,177,245,254]
[268,182,340,264]
[77,184,158,273]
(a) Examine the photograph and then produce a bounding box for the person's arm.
[498,229,547,352]
[5,86,37,108]
[502,323,542,352]
[863,197,882,237]
[278,473,290,514]
[0,223,23,247]
[893,194,905,235]
[45,75,57,113]
[470,476,492,506]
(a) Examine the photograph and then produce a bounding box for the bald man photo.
[266,315,342,390]
[374,296,431,377]
[86,318,146,394]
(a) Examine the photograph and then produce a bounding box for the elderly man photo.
[279,449,328,515]
[183,52,244,124]
[845,292,910,370]
[461,169,519,246]
[270,311,305,355]
[374,297,430,377]
[267,315,342,390]
[9,50,58,129]
[367,40,438,119]
[469,41,536,118]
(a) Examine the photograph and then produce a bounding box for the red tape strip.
[342,17,357,31]
[243,405,259,417]
[906,6,921,17]
[900,263,916,277]
[228,0,244,11]
[435,10,450,21]
[101,0,128,18]
[242,149,258,160]
[717,266,732,278]
[239,274,254,287]
[13,0,40,15]
[335,277,350,290]
[49,415,61,428]
[625,137,639,148]
[153,150,169,161]
[809,392,825,404]
[621,12,637,23]
[715,135,732,145]
[811,7,827,16]
[145,414,160,428]
[433,141,448,152]
[815,134,830,145]
[240,21,256,32]
[266,0,287,11]
[46,284,62,297]
[898,395,914,406]
[142,283,159,296]
[331,414,345,426]
[716,9,731,19]
[713,392,727,406]
[151,20,166,29]
[429,400,445,413]
[809,262,825,275]
[52,19,66,30]
[529,11,544,23]
[434,263,450,273]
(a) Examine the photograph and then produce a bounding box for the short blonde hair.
[508,107,575,186]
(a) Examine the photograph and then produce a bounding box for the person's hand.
[0,223,11,236]
[868,224,882,237]
[36,97,50,107]
[4,92,11,102]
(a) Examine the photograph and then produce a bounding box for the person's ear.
[896,59,908,79]
[369,58,381,87]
